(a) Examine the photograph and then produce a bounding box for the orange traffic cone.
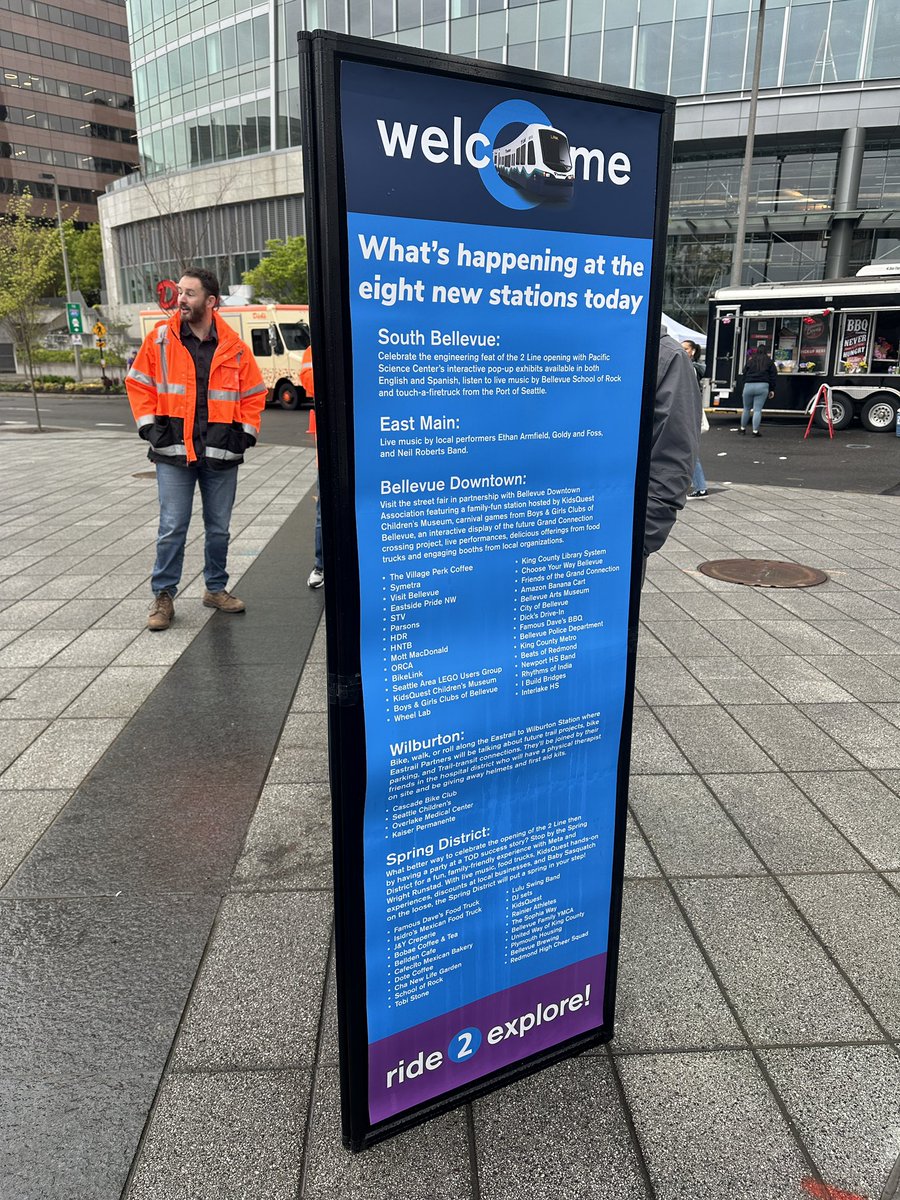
[307,405,317,435]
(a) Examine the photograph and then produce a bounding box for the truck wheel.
[276,381,301,410]
[815,390,853,430]
[860,392,898,432]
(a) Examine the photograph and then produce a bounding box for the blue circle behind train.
[478,99,551,210]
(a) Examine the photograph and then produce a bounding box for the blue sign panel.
[336,58,663,1127]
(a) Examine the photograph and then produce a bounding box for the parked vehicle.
[139,304,311,410]
[707,264,900,431]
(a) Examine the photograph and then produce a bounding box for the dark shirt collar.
[180,317,218,343]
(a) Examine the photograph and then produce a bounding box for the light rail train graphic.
[492,123,575,198]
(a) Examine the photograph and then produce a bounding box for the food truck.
[706,264,900,431]
[139,304,311,409]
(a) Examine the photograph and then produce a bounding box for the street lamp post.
[40,172,83,382]
[730,0,767,287]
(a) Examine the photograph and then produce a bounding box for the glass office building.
[101,0,900,324]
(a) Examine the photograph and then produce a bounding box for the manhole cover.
[698,559,828,588]
[133,470,156,478]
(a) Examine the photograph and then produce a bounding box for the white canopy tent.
[662,312,707,348]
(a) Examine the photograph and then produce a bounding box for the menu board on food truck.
[299,31,674,1150]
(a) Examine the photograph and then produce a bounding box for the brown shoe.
[147,590,175,631]
[203,589,245,613]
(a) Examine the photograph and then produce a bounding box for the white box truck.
[139,304,311,409]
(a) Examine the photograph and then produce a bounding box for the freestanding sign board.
[298,32,674,1151]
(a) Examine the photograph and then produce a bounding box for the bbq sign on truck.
[299,31,673,1150]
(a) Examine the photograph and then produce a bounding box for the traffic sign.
[92,321,107,338]
[70,334,83,346]
[66,303,83,335]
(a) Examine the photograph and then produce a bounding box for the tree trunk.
[23,342,43,432]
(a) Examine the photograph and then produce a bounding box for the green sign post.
[66,303,83,335]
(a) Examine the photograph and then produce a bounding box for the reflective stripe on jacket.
[125,309,267,469]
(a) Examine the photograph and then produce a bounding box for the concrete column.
[824,126,865,280]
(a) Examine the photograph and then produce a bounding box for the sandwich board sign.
[298,30,673,1151]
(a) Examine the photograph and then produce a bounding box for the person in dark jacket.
[644,326,702,571]
[682,339,708,498]
[740,347,778,436]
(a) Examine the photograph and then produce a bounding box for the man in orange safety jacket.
[126,267,267,630]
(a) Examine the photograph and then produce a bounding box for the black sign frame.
[298,29,675,1152]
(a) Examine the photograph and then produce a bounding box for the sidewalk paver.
[2,435,900,1199]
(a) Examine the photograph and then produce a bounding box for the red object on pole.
[804,384,834,439]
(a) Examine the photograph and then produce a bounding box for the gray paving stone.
[755,619,848,656]
[171,891,332,1071]
[800,702,900,769]
[25,574,97,600]
[0,789,71,885]
[679,655,785,704]
[33,597,118,631]
[50,629,138,668]
[639,594,695,623]
[616,881,744,1052]
[670,592,754,621]
[641,620,732,657]
[726,704,856,771]
[0,668,31,699]
[740,656,854,703]
[127,1070,309,1200]
[304,1065,471,1199]
[0,719,47,773]
[0,718,125,789]
[653,705,779,773]
[616,1051,808,1200]
[278,710,328,748]
[629,709,692,775]
[809,620,900,656]
[0,577,44,603]
[63,666,168,718]
[629,775,761,877]
[0,1070,158,1200]
[0,599,67,629]
[674,877,880,1044]
[706,774,867,873]
[267,743,330,784]
[77,574,151,601]
[291,658,327,712]
[474,1056,648,1200]
[624,812,660,878]
[762,1045,900,1200]
[634,656,716,706]
[230,782,333,891]
[781,873,900,1036]
[634,629,672,658]
[112,628,200,666]
[790,771,900,870]
[0,631,76,668]
[866,655,900,683]
[802,655,900,703]
[706,620,797,660]
[2,667,100,718]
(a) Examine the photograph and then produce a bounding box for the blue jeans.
[152,462,238,596]
[692,459,707,490]
[742,382,769,432]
